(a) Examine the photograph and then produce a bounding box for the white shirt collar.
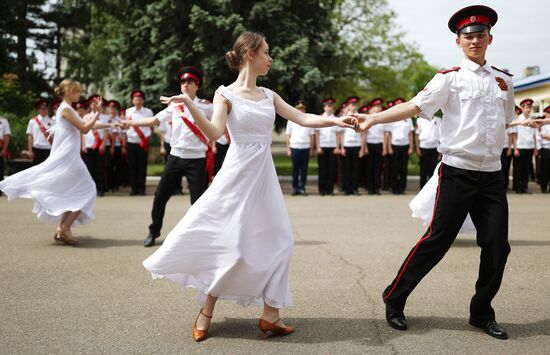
[461,58,490,73]
[38,114,50,121]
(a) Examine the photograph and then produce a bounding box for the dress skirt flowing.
[143,86,293,308]
[0,102,96,225]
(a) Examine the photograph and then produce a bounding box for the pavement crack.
[294,230,394,351]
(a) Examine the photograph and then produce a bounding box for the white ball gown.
[409,162,476,233]
[143,86,293,308]
[0,102,96,225]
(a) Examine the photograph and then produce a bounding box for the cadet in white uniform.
[353,5,531,339]
[341,96,364,195]
[316,97,341,195]
[415,115,441,188]
[123,66,213,247]
[285,102,315,195]
[27,99,55,165]
[385,98,414,194]
[364,98,386,195]
[514,99,537,194]
[125,90,154,195]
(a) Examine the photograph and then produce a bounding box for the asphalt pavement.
[0,186,549,354]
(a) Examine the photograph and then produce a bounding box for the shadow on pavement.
[206,316,550,343]
[453,239,550,247]
[64,236,148,248]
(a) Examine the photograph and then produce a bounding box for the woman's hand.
[334,115,358,129]
[90,96,103,110]
[159,94,189,105]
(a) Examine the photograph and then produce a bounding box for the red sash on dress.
[174,104,214,182]
[128,115,149,151]
[34,116,53,145]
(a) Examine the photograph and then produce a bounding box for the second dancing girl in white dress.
[0,79,107,245]
[142,32,355,341]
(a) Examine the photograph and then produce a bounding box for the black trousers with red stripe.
[384,163,510,322]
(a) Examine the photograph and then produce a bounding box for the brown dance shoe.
[258,318,295,338]
[192,308,212,342]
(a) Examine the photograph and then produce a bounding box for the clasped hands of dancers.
[2,4,544,343]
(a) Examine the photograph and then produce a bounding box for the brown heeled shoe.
[192,308,212,342]
[258,318,295,338]
[55,227,78,246]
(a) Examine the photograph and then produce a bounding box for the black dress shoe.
[144,233,159,247]
[382,293,407,330]
[469,318,508,339]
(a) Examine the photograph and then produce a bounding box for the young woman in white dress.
[142,32,356,341]
[0,79,108,245]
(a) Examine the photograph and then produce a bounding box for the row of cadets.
[363,98,387,195]
[123,65,214,247]
[415,106,441,188]
[341,96,364,195]
[316,97,341,195]
[540,106,550,193]
[0,114,11,190]
[514,98,537,194]
[26,99,56,165]
[285,101,315,195]
[385,98,414,195]
[125,90,154,196]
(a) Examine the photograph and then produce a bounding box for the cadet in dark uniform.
[354,5,531,339]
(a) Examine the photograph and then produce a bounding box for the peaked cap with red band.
[75,100,88,110]
[131,90,145,100]
[345,96,360,104]
[520,99,533,106]
[359,105,369,114]
[448,5,497,34]
[369,98,384,107]
[35,99,49,109]
[322,97,336,105]
[544,106,550,114]
[176,66,203,87]
[108,100,121,109]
